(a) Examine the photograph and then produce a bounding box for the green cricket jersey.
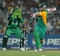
[37,10,48,27]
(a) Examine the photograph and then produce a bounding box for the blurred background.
[0,0,60,49]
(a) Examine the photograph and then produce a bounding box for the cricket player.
[2,7,24,51]
[32,3,48,52]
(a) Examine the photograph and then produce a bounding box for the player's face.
[39,7,44,11]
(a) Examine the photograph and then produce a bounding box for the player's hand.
[31,14,36,17]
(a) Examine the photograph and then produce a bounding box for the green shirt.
[8,9,24,28]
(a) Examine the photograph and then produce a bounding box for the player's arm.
[19,18,24,23]
[36,12,44,17]
[46,7,56,13]
[31,12,43,18]
[18,9,24,23]
[36,11,47,18]
[8,14,12,21]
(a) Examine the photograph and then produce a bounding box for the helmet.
[39,3,47,8]
[13,7,19,12]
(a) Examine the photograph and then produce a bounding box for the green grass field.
[0,50,60,56]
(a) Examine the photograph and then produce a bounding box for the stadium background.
[0,0,60,50]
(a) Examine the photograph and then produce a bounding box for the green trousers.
[33,25,47,49]
[5,27,22,38]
